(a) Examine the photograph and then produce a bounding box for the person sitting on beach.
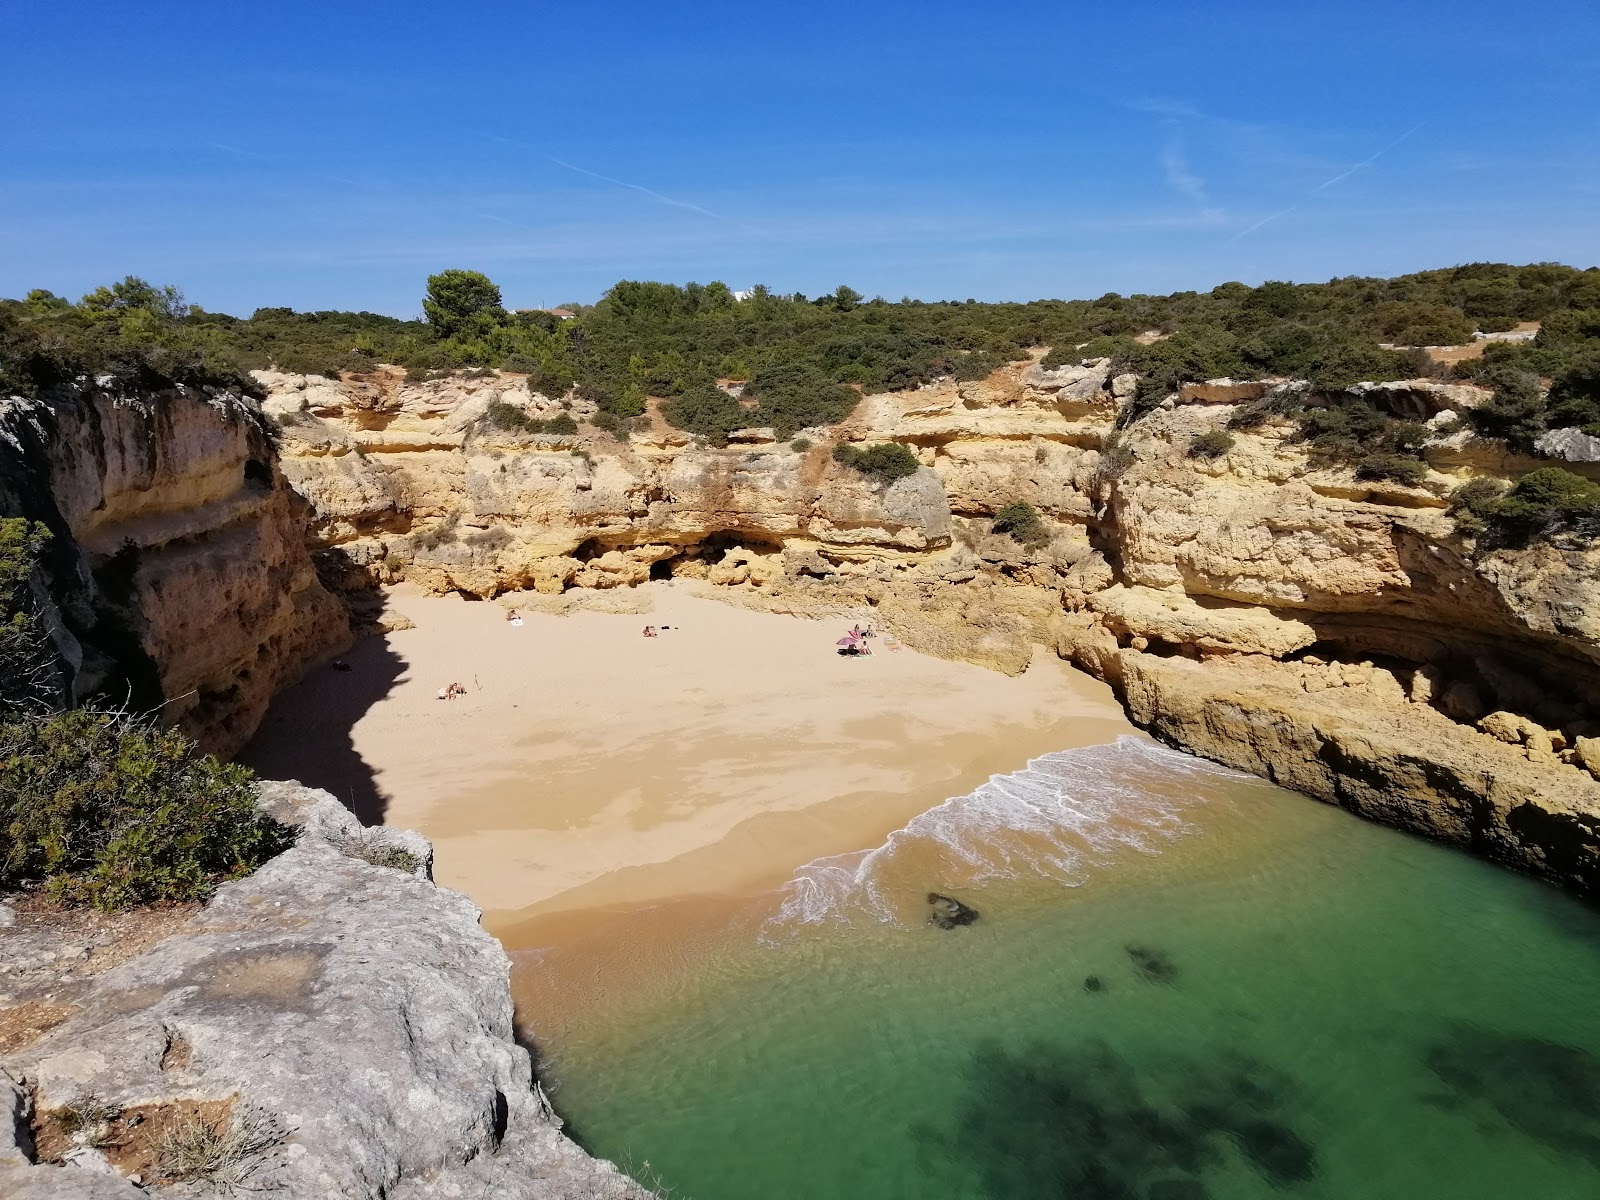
[505,609,522,625]
[438,681,467,700]
[643,625,658,637]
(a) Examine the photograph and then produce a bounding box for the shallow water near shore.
[522,738,1600,1200]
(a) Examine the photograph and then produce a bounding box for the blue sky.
[3,0,1596,315]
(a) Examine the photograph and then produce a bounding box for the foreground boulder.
[0,784,651,1199]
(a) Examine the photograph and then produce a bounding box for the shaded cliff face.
[261,362,1600,894]
[0,382,348,755]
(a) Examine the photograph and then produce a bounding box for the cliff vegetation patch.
[832,442,921,485]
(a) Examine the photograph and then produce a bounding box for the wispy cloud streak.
[481,133,722,220]
[1226,121,1427,243]
[542,154,724,220]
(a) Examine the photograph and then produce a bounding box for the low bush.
[0,708,290,909]
[1447,476,1506,535]
[482,399,577,437]
[833,442,921,485]
[1467,370,1546,451]
[660,383,747,443]
[1483,467,1600,542]
[1228,392,1295,430]
[790,437,813,452]
[1113,376,1170,430]
[1188,429,1235,459]
[992,501,1048,547]
[1355,454,1429,485]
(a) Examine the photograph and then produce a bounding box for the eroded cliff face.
[0,382,348,754]
[260,361,1600,894]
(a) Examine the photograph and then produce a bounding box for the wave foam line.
[766,736,1241,934]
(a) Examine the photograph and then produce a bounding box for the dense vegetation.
[5,262,1599,449]
[0,708,290,908]
[0,518,287,909]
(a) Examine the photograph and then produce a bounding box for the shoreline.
[244,582,1136,940]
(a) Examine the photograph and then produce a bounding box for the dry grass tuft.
[155,1103,288,1187]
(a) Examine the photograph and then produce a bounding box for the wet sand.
[244,582,1136,943]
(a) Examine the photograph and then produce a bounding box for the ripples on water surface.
[531,737,1600,1200]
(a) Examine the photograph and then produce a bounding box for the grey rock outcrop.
[0,785,650,1199]
[1535,426,1600,463]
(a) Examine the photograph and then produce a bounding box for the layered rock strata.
[259,361,1600,893]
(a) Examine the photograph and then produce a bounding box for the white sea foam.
[765,736,1245,935]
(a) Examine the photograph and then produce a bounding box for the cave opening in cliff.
[650,558,674,581]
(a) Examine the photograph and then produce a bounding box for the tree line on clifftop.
[5,261,1600,533]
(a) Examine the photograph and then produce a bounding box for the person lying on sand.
[437,681,467,700]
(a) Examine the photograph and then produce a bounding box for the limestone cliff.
[260,361,1600,894]
[0,381,348,754]
[0,785,652,1198]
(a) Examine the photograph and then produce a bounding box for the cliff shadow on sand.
[240,630,405,825]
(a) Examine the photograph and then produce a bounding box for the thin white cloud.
[481,133,723,221]
[542,154,724,220]
[1226,121,1428,243]
[1160,127,1209,206]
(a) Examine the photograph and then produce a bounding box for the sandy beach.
[244,583,1136,937]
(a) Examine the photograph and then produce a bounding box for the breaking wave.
[765,736,1244,935]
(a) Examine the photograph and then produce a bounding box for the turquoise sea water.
[529,738,1600,1200]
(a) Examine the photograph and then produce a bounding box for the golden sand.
[244,582,1135,940]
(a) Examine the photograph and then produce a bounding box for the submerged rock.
[1126,944,1179,984]
[927,892,979,929]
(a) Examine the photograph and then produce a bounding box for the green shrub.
[1447,476,1506,535]
[1188,430,1235,459]
[482,399,577,437]
[1228,392,1295,430]
[660,383,747,443]
[1113,376,1170,430]
[790,437,813,452]
[833,442,921,485]
[992,501,1048,547]
[1355,454,1429,485]
[0,709,290,909]
[1468,370,1546,451]
[1482,467,1600,542]
[1546,352,1600,430]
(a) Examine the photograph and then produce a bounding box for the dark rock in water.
[1230,1120,1316,1183]
[1083,975,1106,993]
[1148,1180,1211,1200]
[1126,944,1179,984]
[1426,1025,1600,1166]
[927,892,979,929]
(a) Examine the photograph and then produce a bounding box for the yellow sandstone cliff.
[257,359,1600,893]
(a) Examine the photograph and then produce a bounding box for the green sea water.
[528,738,1600,1200]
